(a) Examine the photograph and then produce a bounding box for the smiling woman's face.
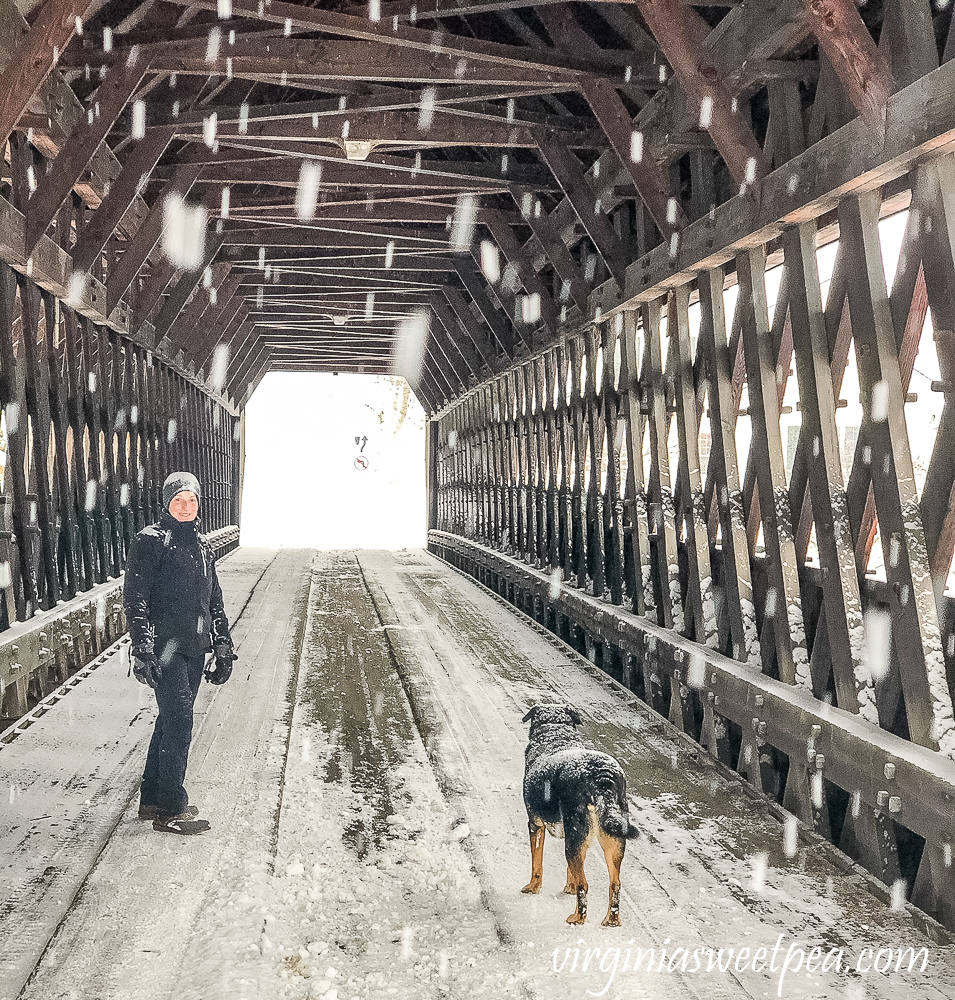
[169,491,199,522]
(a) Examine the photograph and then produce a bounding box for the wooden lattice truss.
[432,157,955,927]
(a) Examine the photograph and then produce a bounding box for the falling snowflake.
[478,241,500,284]
[211,344,230,392]
[393,312,430,386]
[162,194,207,270]
[131,100,145,139]
[451,194,477,251]
[418,87,436,130]
[295,162,322,221]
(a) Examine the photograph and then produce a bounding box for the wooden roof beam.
[536,5,685,239]
[71,40,603,88]
[515,197,590,312]
[72,127,175,274]
[429,290,493,375]
[453,257,518,358]
[624,0,768,189]
[150,234,224,346]
[482,207,560,337]
[804,0,894,139]
[157,0,631,79]
[0,0,88,151]
[26,59,150,253]
[165,263,239,353]
[532,128,628,286]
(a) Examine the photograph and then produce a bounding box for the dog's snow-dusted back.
[520,704,638,926]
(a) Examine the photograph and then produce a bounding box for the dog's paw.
[601,913,622,928]
[521,881,542,894]
[562,883,575,895]
[566,912,587,925]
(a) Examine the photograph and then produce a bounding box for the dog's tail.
[594,766,640,840]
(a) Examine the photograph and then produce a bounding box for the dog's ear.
[567,707,583,726]
[522,706,540,724]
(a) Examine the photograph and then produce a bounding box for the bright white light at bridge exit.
[240,372,427,549]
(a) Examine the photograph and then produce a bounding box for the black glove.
[205,644,237,685]
[132,652,162,689]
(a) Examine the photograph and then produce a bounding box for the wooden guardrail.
[429,530,955,919]
[0,525,239,728]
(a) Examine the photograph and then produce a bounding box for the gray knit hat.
[162,471,201,510]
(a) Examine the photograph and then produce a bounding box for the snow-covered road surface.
[3,548,954,1000]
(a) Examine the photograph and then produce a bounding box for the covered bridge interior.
[4,0,955,993]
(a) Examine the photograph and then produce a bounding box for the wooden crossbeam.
[26,60,150,253]
[151,86,570,129]
[0,0,88,151]
[157,0,630,78]
[105,163,203,315]
[72,128,175,275]
[628,0,768,188]
[80,40,601,87]
[533,128,628,285]
[170,109,603,149]
[804,0,894,138]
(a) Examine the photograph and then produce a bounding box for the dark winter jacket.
[123,512,232,662]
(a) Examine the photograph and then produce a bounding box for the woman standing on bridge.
[124,471,237,835]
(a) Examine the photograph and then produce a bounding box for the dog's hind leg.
[563,810,593,924]
[521,818,546,894]
[597,828,626,927]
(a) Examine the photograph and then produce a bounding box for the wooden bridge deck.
[1,547,952,1000]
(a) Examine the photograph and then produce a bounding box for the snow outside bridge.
[2,547,954,1000]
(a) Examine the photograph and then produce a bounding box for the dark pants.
[140,652,207,815]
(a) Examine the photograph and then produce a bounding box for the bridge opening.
[241,372,426,549]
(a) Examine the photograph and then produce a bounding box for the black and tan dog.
[520,704,639,926]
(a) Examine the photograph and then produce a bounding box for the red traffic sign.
[354,455,369,470]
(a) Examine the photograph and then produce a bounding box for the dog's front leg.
[521,818,545,894]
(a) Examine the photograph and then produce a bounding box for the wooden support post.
[695,269,757,662]
[839,191,955,754]
[736,247,809,688]
[668,284,717,646]
[642,299,683,631]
